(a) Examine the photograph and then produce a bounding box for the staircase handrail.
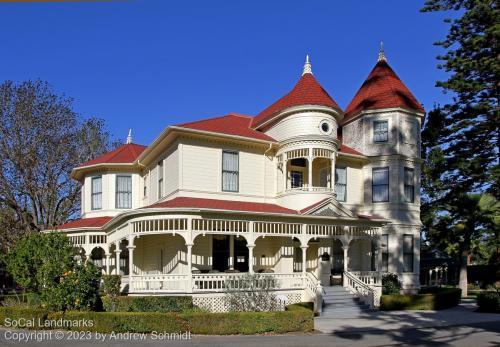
[344,270,381,308]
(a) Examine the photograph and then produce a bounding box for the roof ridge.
[177,113,248,127]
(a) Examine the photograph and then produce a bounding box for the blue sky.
[0,1,453,145]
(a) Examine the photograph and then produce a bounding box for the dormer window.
[91,176,102,210]
[373,120,388,142]
[116,175,132,209]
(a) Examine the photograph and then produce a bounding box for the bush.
[102,275,121,298]
[0,303,313,334]
[225,273,278,312]
[101,296,193,313]
[381,287,461,310]
[0,293,40,308]
[42,263,101,311]
[382,273,402,295]
[477,292,500,312]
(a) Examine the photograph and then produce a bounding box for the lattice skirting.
[193,290,304,313]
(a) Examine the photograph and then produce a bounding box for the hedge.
[381,288,461,311]
[476,292,500,313]
[0,303,313,335]
[101,296,193,313]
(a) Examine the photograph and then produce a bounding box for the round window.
[319,120,332,135]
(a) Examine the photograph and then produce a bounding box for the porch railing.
[349,271,381,285]
[344,270,381,308]
[130,272,313,294]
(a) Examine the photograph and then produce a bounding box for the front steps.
[319,285,372,318]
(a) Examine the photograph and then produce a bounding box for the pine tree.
[421,0,499,296]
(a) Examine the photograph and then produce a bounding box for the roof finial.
[302,54,313,75]
[126,129,132,144]
[378,41,386,62]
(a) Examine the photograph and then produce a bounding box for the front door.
[212,236,229,272]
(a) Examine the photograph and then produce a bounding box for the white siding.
[264,111,338,142]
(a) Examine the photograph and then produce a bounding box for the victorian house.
[52,48,424,313]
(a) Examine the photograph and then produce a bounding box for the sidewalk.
[314,299,500,334]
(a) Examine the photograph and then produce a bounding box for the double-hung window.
[143,175,148,198]
[222,150,239,192]
[373,120,388,142]
[372,167,389,202]
[381,234,389,272]
[403,235,414,272]
[404,168,415,203]
[116,175,132,209]
[157,160,164,199]
[91,176,102,210]
[335,167,347,202]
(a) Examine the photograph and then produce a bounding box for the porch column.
[283,159,288,191]
[330,158,335,189]
[342,245,349,272]
[301,245,308,274]
[247,244,255,274]
[127,244,135,292]
[308,156,313,189]
[186,242,193,292]
[105,253,111,275]
[127,235,136,292]
[114,242,121,275]
[229,235,235,270]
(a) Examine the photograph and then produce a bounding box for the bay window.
[91,176,102,210]
[372,167,389,202]
[116,175,132,209]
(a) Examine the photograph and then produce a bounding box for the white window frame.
[404,167,415,203]
[373,120,389,143]
[372,167,389,202]
[403,234,414,273]
[115,175,132,209]
[91,176,102,210]
[222,150,239,192]
[334,166,347,202]
[157,160,164,199]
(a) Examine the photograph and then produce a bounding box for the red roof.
[78,143,147,168]
[176,113,275,142]
[344,60,424,123]
[339,143,363,156]
[252,73,341,128]
[55,216,113,230]
[146,197,299,214]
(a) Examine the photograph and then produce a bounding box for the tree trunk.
[459,248,468,298]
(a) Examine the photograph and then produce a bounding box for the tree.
[6,232,101,311]
[6,232,75,293]
[0,80,114,251]
[421,0,500,296]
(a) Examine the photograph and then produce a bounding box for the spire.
[302,54,313,75]
[378,41,387,62]
[126,129,132,144]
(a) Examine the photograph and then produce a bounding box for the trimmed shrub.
[477,292,500,312]
[102,275,121,298]
[0,303,313,334]
[101,296,193,313]
[381,287,461,310]
[0,307,49,329]
[382,273,402,295]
